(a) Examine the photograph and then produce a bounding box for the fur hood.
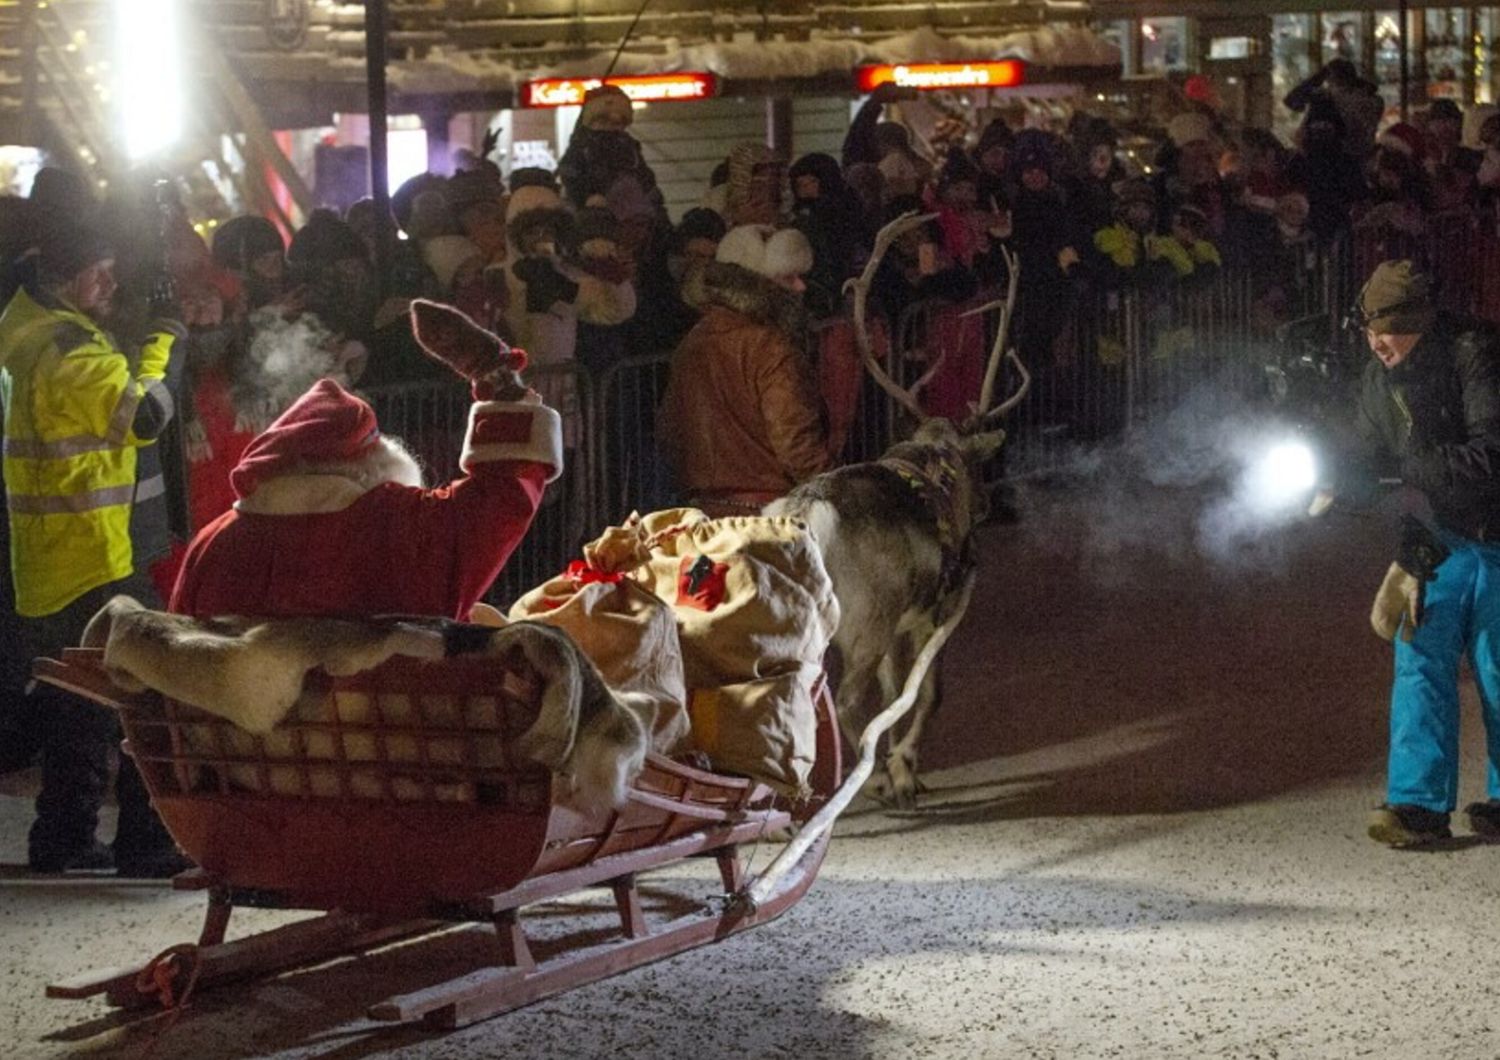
[699,261,806,340]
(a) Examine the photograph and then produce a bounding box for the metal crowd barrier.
[365,219,1500,605]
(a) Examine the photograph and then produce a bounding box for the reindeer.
[766,213,1029,808]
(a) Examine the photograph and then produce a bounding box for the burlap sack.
[509,571,689,753]
[589,511,838,798]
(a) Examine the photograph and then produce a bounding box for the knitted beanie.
[1359,260,1436,335]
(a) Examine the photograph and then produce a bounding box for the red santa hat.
[1378,122,1427,162]
[230,378,381,500]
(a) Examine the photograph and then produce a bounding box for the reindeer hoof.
[860,772,894,805]
[886,752,921,810]
[888,777,920,811]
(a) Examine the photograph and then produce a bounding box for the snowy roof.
[387,25,1121,96]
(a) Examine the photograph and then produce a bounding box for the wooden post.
[365,0,393,294]
[18,0,40,145]
[767,96,793,158]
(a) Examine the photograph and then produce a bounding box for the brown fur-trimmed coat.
[658,262,831,501]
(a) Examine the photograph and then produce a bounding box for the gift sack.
[509,567,689,754]
[623,511,840,798]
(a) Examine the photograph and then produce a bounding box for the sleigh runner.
[33,646,840,1028]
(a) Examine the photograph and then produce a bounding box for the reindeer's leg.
[835,638,889,798]
[887,648,942,810]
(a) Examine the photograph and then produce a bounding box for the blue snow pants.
[1387,529,1500,812]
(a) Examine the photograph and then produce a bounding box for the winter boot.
[1463,800,1500,840]
[1367,804,1452,848]
[29,838,115,875]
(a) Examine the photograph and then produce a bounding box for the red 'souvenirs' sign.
[855,61,1026,93]
[520,73,718,108]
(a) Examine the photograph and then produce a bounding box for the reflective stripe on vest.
[3,433,114,459]
[5,482,136,515]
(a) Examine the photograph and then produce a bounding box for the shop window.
[1374,11,1403,108]
[1273,14,1316,141]
[1425,8,1470,100]
[1322,12,1365,67]
[1481,9,1499,105]
[1141,17,1189,74]
[1097,20,1133,75]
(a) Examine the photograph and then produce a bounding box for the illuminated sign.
[855,61,1026,93]
[520,73,718,108]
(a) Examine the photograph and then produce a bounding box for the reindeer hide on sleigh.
[80,596,660,813]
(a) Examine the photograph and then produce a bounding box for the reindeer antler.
[843,211,939,421]
[959,245,1031,423]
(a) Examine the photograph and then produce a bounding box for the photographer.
[0,220,190,876]
[1331,261,1500,847]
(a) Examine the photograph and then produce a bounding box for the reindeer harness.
[880,450,971,596]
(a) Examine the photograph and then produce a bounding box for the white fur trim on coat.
[462,400,565,482]
[236,474,371,515]
[234,438,423,515]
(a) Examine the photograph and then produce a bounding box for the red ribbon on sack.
[564,560,625,586]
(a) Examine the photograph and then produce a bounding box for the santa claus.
[169,299,562,620]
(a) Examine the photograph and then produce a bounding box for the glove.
[148,269,180,321]
[1370,562,1423,642]
[513,256,580,314]
[408,298,528,401]
[1370,516,1450,642]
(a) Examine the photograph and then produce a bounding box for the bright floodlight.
[117,0,183,159]
[1248,440,1318,511]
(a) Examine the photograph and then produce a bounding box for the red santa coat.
[170,388,563,621]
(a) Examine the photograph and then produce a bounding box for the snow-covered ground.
[5,481,1500,1059]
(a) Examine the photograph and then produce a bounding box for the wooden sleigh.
[32,647,840,1029]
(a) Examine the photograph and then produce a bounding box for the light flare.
[1247,439,1319,511]
[117,0,183,160]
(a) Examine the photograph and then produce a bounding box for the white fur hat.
[715,224,813,279]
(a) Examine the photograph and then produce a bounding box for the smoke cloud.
[1015,380,1317,583]
[230,308,357,433]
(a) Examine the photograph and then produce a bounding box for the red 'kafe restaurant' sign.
[855,60,1026,93]
[520,73,718,108]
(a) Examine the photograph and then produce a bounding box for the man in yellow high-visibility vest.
[1,219,190,876]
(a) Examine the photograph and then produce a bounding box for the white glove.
[1370,561,1423,642]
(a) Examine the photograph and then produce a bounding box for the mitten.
[513,256,581,313]
[409,298,528,401]
[1371,516,1450,642]
[1370,562,1422,642]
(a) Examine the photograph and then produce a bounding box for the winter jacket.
[658,262,830,502]
[170,397,562,621]
[1353,313,1500,540]
[0,286,181,617]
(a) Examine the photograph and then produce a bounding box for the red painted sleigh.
[32,648,839,1028]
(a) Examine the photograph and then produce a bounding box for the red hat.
[1378,122,1427,162]
[1184,74,1219,107]
[230,378,380,499]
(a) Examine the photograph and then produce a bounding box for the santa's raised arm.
[169,300,562,621]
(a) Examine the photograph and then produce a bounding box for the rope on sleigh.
[740,573,977,910]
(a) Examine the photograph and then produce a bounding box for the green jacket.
[1354,312,1500,540]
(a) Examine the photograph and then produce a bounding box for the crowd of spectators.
[3,59,1499,871]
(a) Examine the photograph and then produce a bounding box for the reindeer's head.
[844,212,1030,538]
